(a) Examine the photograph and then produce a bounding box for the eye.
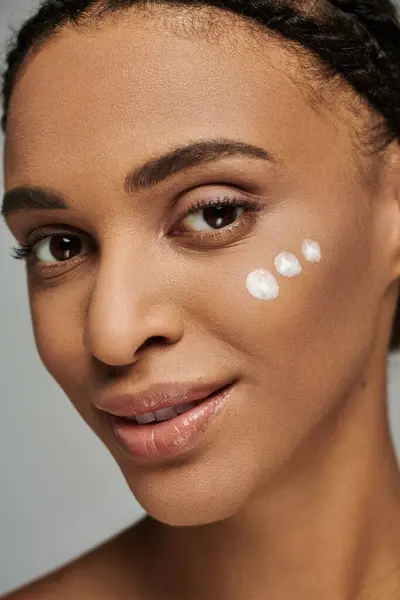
[34,233,91,263]
[180,204,245,233]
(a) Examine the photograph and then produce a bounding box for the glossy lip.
[95,378,235,419]
[108,383,235,460]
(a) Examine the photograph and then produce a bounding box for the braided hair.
[2,0,400,347]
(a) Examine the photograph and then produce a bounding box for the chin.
[133,492,242,527]
[119,459,252,527]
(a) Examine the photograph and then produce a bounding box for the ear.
[377,139,400,283]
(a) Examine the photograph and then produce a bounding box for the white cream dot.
[275,252,302,277]
[302,240,321,263]
[246,270,280,300]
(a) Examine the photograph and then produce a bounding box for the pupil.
[50,236,81,261]
[204,206,237,229]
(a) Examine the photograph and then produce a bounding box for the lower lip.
[109,384,234,461]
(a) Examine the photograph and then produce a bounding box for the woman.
[2,0,400,598]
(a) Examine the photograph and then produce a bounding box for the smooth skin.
[3,6,400,600]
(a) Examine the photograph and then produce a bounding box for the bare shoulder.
[2,517,154,600]
[2,559,79,600]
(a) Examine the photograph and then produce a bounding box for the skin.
[3,6,400,600]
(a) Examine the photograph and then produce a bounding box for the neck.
[145,356,400,600]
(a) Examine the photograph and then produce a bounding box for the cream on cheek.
[246,239,322,301]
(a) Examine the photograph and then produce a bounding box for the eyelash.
[10,195,263,262]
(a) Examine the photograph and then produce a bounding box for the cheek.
[28,285,90,416]
[199,223,376,415]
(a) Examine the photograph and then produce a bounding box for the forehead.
[4,9,352,182]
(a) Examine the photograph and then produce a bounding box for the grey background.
[0,0,400,596]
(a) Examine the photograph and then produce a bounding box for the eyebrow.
[1,138,274,219]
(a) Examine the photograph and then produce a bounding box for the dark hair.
[2,0,400,348]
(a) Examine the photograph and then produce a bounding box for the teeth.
[136,412,157,424]
[125,401,199,424]
[154,407,178,422]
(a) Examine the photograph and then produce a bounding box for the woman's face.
[3,9,400,526]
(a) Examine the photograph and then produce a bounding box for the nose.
[84,255,184,367]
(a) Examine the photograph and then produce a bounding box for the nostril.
[139,336,169,351]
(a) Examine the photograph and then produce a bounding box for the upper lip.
[95,379,234,418]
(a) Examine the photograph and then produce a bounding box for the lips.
[109,383,235,460]
[95,379,234,419]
